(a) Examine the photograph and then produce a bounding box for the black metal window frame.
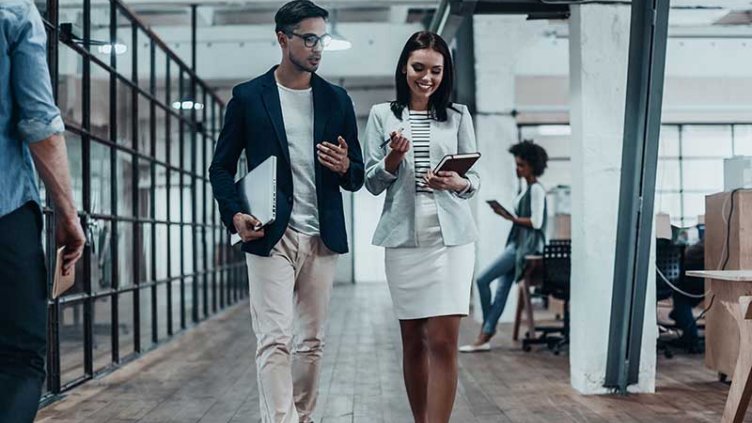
[655,122,752,227]
[36,0,248,403]
[516,122,752,227]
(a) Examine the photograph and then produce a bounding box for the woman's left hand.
[490,203,515,222]
[424,170,470,192]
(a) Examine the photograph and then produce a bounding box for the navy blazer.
[209,67,364,256]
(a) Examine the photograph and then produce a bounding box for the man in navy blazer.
[208,1,363,421]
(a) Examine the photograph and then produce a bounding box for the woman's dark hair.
[509,140,548,177]
[275,0,328,34]
[390,31,456,122]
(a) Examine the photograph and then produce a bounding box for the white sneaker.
[459,342,491,353]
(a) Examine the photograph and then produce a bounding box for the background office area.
[29,0,752,421]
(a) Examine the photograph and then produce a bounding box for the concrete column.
[568,4,657,394]
[472,16,545,324]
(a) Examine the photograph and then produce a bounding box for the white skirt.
[385,194,475,320]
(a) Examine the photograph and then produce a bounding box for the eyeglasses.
[288,32,332,49]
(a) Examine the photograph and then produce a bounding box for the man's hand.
[317,136,350,175]
[424,170,470,193]
[28,134,85,275]
[233,213,265,242]
[56,213,85,275]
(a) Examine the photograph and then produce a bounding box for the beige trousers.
[245,227,338,423]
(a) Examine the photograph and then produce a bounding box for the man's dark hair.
[275,0,329,34]
[509,140,548,177]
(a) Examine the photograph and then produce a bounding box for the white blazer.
[364,102,480,248]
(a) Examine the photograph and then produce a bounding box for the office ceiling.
[56,0,752,85]
[58,1,752,28]
[75,1,434,27]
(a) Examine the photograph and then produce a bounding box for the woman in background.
[460,141,548,352]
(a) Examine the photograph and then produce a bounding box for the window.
[656,124,749,226]
[41,0,246,400]
[518,123,752,227]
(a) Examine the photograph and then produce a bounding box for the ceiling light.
[172,100,204,110]
[97,43,128,55]
[59,23,129,56]
[537,125,571,136]
[326,10,351,52]
[326,38,351,51]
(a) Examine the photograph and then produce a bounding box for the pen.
[379,127,404,149]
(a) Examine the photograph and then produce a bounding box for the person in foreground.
[460,141,548,352]
[0,1,86,422]
[208,1,364,422]
[363,31,480,423]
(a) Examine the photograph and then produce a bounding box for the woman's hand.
[386,130,410,160]
[384,130,410,175]
[424,170,470,192]
[488,202,514,221]
[490,204,529,226]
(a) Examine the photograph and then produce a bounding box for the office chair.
[656,238,684,359]
[522,240,571,355]
[530,238,569,312]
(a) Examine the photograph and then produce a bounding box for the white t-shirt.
[514,182,546,230]
[277,83,319,235]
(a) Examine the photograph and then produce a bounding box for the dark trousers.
[0,203,47,423]
[672,292,703,343]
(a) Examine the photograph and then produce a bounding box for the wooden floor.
[36,283,749,423]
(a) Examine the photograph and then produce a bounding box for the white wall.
[353,190,387,283]
[512,34,752,124]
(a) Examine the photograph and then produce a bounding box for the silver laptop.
[230,155,277,245]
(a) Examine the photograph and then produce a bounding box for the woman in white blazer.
[363,31,480,423]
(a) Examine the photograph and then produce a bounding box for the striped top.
[410,110,432,194]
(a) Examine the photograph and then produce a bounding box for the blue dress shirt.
[0,0,65,218]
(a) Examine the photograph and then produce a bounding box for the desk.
[687,270,752,423]
[705,191,752,376]
[689,271,752,282]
